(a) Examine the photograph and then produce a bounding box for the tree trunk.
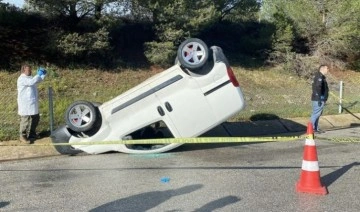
[95,1,103,20]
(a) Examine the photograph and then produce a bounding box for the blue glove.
[37,68,43,76]
[37,68,47,77]
[37,67,47,79]
[320,96,325,100]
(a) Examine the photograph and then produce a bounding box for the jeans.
[310,101,325,131]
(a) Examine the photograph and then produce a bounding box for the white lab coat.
[17,74,44,116]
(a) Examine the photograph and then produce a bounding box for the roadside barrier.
[316,136,360,143]
[1,133,358,147]
[0,135,306,147]
[296,122,328,195]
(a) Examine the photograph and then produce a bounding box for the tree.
[25,0,126,26]
[131,0,218,65]
[261,0,360,71]
[214,0,261,21]
[316,0,360,69]
[268,9,294,64]
[133,0,261,65]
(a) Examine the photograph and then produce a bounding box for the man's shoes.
[29,135,40,142]
[19,136,31,144]
[315,130,325,134]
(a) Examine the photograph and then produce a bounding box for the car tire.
[65,100,98,132]
[177,38,209,70]
[174,56,180,65]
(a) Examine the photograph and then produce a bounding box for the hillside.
[1,66,359,141]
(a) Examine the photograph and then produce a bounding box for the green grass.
[232,67,360,121]
[1,66,360,141]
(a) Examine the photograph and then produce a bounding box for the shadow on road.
[90,183,240,212]
[89,184,203,212]
[322,162,360,187]
[0,201,10,209]
[194,195,240,212]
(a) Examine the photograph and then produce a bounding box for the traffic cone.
[295,122,328,195]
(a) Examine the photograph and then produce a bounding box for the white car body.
[51,40,245,154]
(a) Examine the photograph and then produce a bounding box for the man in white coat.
[17,64,46,143]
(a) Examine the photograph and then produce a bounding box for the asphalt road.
[0,127,359,212]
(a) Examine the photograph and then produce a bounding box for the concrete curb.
[0,138,60,162]
[1,113,360,161]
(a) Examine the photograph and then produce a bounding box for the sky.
[3,0,24,8]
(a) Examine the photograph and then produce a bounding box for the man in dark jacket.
[310,65,329,133]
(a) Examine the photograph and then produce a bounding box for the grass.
[233,66,360,121]
[1,65,360,141]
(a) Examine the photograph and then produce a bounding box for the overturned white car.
[51,38,246,154]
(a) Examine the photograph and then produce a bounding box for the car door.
[149,67,216,137]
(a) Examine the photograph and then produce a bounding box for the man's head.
[21,65,32,76]
[319,65,329,75]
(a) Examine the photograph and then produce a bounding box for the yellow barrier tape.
[316,137,360,143]
[329,91,347,103]
[1,135,306,146]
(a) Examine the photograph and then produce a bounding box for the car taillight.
[227,66,239,87]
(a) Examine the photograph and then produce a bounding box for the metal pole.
[48,86,54,133]
[339,81,343,113]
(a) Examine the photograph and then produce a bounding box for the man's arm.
[17,75,43,87]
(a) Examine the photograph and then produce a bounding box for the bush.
[144,41,176,66]
[286,54,320,78]
[57,27,110,56]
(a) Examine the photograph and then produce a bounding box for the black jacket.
[311,71,329,101]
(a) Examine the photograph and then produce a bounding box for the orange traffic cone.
[296,122,328,195]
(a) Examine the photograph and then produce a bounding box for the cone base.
[296,182,328,195]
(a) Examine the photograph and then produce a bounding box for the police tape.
[316,137,360,143]
[1,135,307,146]
[329,91,345,102]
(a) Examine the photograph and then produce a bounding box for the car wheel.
[177,38,209,70]
[65,100,97,132]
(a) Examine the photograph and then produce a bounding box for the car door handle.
[165,102,173,112]
[157,106,165,116]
